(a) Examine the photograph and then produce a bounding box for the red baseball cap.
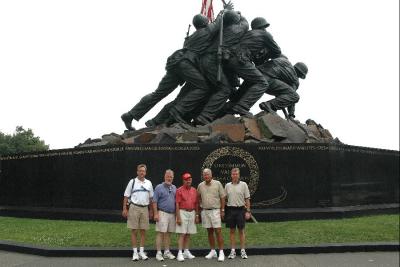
[182,172,192,180]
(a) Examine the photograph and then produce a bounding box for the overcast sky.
[0,0,399,150]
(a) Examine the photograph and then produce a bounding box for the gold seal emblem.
[202,146,259,196]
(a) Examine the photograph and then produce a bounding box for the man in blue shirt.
[152,169,177,261]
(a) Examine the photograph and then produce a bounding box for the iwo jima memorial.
[0,1,398,221]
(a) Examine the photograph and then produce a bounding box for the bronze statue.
[122,12,226,129]
[120,3,309,130]
[193,10,249,125]
[257,56,308,118]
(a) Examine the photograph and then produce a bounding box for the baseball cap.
[182,172,192,180]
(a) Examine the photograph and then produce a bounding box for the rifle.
[183,24,191,47]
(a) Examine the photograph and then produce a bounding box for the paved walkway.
[0,251,398,267]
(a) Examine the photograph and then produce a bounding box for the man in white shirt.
[122,164,154,261]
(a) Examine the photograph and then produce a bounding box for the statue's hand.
[224,1,234,10]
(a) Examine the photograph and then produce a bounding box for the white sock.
[219,249,224,254]
[241,248,246,252]
[164,249,170,254]
[132,248,137,253]
[184,249,190,253]
[157,250,162,254]
[139,247,144,253]
[231,248,235,252]
[178,249,183,254]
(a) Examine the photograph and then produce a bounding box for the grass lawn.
[0,215,398,248]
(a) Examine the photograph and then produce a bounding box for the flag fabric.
[201,0,214,22]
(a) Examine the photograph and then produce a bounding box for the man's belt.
[180,208,195,212]
[203,208,219,210]
[227,206,245,210]
[131,203,148,208]
[158,208,175,214]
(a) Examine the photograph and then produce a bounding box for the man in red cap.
[175,172,200,262]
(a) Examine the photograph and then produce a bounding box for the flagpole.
[216,8,224,82]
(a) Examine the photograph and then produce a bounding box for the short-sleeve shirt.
[123,177,154,206]
[197,180,226,209]
[176,186,198,210]
[153,183,176,213]
[225,181,250,207]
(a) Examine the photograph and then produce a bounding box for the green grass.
[0,215,398,248]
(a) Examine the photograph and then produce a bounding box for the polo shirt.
[197,180,226,209]
[124,177,154,206]
[176,186,197,210]
[225,181,250,207]
[153,182,176,213]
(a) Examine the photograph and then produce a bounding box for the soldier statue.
[120,2,309,129]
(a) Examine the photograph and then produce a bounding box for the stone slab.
[133,132,157,144]
[242,118,262,140]
[211,124,246,142]
[257,113,289,140]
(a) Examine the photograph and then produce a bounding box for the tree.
[0,126,49,155]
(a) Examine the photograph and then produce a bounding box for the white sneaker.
[183,250,195,259]
[139,251,148,260]
[205,249,217,259]
[218,250,225,262]
[241,249,248,259]
[177,252,185,262]
[156,251,164,261]
[131,252,139,261]
[228,250,236,259]
[164,251,176,260]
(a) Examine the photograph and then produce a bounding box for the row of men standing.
[122,164,251,262]
[121,6,308,130]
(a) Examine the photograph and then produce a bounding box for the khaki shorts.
[175,210,197,234]
[155,210,176,233]
[127,204,149,230]
[201,209,221,228]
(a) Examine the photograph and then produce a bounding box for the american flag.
[201,0,214,22]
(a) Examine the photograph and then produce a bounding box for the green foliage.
[0,126,49,155]
[0,215,398,247]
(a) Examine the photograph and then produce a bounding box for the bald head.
[202,168,212,183]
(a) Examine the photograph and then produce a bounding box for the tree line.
[0,126,49,155]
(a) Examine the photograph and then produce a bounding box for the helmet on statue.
[294,62,308,79]
[224,10,241,26]
[251,17,270,30]
[192,14,209,29]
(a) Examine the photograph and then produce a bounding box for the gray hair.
[165,169,174,177]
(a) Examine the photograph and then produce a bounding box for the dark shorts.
[225,207,246,229]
